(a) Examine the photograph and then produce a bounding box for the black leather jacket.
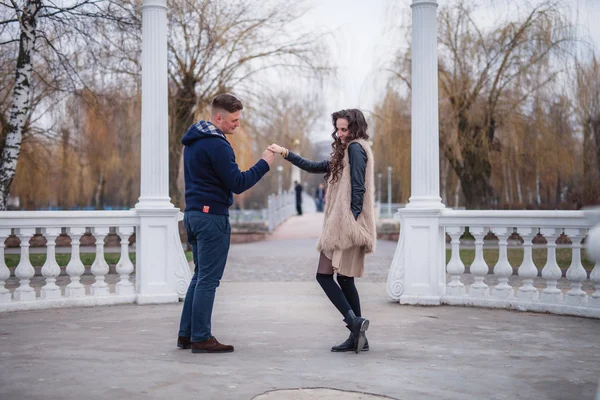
[286,142,367,220]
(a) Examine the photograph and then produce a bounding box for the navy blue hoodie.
[181,120,270,215]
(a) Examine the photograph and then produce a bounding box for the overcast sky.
[293,0,600,142]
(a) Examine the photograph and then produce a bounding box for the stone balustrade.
[439,210,599,318]
[0,210,191,312]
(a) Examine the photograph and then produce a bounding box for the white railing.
[267,191,296,232]
[439,210,599,318]
[0,210,191,312]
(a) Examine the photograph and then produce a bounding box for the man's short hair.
[211,93,243,114]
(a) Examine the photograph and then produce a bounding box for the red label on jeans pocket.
[203,206,210,213]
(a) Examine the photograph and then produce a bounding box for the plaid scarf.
[195,120,226,138]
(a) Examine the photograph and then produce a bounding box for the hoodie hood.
[181,120,227,145]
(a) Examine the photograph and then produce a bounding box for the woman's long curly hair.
[324,109,369,184]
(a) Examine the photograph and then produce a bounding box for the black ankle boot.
[331,332,370,352]
[343,310,369,353]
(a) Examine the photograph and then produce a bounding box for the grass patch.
[5,251,194,268]
[445,248,595,271]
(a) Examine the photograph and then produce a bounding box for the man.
[177,93,275,353]
[315,183,325,212]
[294,180,303,215]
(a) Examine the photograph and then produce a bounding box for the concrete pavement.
[1,211,599,399]
[1,282,599,400]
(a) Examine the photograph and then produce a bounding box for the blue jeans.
[178,211,231,342]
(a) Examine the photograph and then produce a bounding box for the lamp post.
[377,172,382,204]
[387,166,392,217]
[277,166,283,195]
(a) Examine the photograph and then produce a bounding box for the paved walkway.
[1,212,600,400]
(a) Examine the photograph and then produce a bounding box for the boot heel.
[355,319,369,354]
[360,319,369,333]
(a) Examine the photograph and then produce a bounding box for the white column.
[136,0,172,209]
[407,0,443,209]
[585,208,600,307]
[135,0,181,305]
[387,0,445,305]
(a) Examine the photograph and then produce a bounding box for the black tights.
[315,252,362,318]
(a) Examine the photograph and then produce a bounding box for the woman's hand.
[268,143,286,155]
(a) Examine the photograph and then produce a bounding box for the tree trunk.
[0,1,42,210]
[516,167,523,204]
[454,145,495,209]
[454,180,461,208]
[593,116,600,179]
[503,159,510,204]
[93,167,105,209]
[535,167,541,206]
[169,75,197,209]
[59,128,70,209]
[555,174,561,206]
[450,112,496,209]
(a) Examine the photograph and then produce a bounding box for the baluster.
[40,227,62,299]
[492,227,513,299]
[0,228,11,302]
[468,227,488,298]
[115,226,135,295]
[517,228,538,301]
[564,229,588,306]
[589,258,600,308]
[14,228,36,301]
[446,227,465,296]
[540,228,563,304]
[90,227,110,296]
[65,227,86,297]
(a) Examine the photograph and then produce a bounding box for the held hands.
[267,143,285,155]
[261,143,288,166]
[267,143,289,158]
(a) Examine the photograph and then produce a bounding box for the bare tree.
[0,0,135,210]
[576,56,600,204]
[392,0,576,208]
[161,0,329,207]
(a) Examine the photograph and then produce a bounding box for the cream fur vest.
[317,139,376,254]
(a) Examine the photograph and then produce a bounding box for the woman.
[268,109,376,354]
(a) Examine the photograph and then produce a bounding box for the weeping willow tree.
[390,0,577,209]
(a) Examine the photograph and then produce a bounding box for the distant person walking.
[268,109,376,353]
[294,180,303,215]
[177,93,275,354]
[315,183,325,212]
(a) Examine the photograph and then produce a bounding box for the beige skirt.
[323,246,366,278]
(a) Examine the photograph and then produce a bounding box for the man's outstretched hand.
[261,148,276,166]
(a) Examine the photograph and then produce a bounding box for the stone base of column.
[387,208,446,305]
[135,207,189,304]
[405,196,445,209]
[135,196,174,210]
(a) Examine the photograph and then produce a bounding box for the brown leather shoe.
[177,336,191,349]
[191,336,234,353]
